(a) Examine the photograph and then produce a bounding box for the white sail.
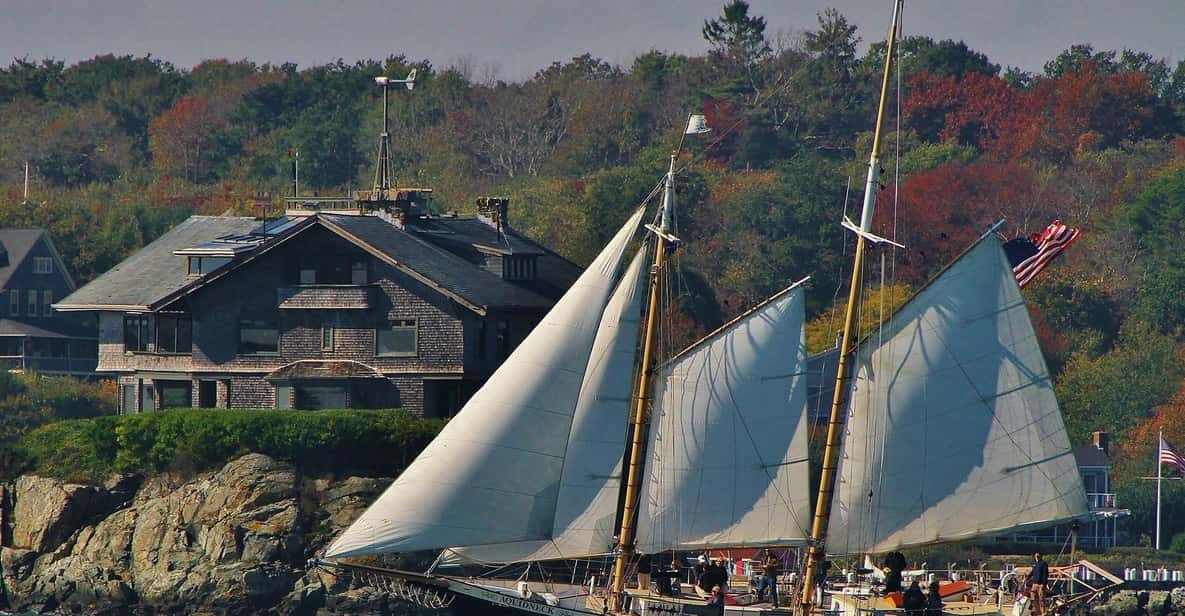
[325,207,645,558]
[826,235,1088,555]
[635,280,812,553]
[443,247,648,565]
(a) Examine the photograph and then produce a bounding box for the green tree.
[1057,320,1183,445]
[861,36,999,81]
[702,0,771,100]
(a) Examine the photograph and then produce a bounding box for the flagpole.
[1156,429,1163,550]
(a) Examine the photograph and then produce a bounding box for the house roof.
[1072,443,1110,468]
[56,216,262,311]
[266,359,384,380]
[59,213,554,315]
[408,216,546,256]
[0,318,86,339]
[0,228,74,290]
[320,214,553,312]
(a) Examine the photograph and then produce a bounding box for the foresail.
[325,207,645,558]
[826,235,1088,556]
[635,281,812,553]
[443,248,648,565]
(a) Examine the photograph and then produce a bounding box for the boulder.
[0,454,405,614]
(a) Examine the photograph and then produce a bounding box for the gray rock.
[0,454,407,615]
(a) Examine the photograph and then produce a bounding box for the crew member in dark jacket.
[925,580,944,616]
[903,580,926,616]
[1030,552,1049,616]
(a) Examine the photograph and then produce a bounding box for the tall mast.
[798,1,903,613]
[610,150,678,614]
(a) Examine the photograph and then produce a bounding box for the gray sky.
[3,1,1183,81]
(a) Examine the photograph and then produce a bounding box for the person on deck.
[707,585,726,615]
[654,560,679,596]
[903,579,926,616]
[637,554,652,591]
[883,567,904,595]
[1030,552,1049,616]
[713,559,730,590]
[758,551,781,607]
[925,580,944,616]
[696,556,715,597]
[883,551,907,595]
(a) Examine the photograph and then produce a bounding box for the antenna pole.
[1157,428,1163,550]
[798,1,903,613]
[373,77,394,193]
[610,151,677,614]
[23,161,30,204]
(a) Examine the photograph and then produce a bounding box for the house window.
[32,256,52,274]
[275,384,292,409]
[475,319,487,360]
[42,290,52,316]
[377,319,417,356]
[141,381,156,412]
[158,381,192,409]
[156,315,192,354]
[321,322,335,351]
[8,290,17,316]
[26,290,37,317]
[186,256,231,275]
[504,256,536,281]
[294,382,348,410]
[496,320,510,360]
[351,259,368,285]
[124,315,153,352]
[120,384,137,414]
[299,268,317,285]
[239,318,279,354]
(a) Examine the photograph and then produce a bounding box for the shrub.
[14,408,445,483]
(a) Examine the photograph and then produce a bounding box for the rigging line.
[870,253,892,552]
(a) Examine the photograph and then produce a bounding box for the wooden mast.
[609,151,677,614]
[798,1,903,613]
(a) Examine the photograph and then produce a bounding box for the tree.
[702,0,771,100]
[861,36,999,81]
[1057,320,1183,445]
[790,9,871,153]
[149,95,224,182]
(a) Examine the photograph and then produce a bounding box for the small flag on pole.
[685,114,711,135]
[1161,436,1185,475]
[1003,219,1081,288]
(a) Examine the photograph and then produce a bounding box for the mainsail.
[443,247,649,565]
[635,280,813,553]
[325,207,645,558]
[825,234,1088,555]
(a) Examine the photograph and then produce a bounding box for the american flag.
[1162,436,1185,475]
[1002,220,1082,288]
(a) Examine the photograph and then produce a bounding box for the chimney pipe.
[1091,431,1109,454]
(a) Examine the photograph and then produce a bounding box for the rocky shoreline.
[0,453,428,615]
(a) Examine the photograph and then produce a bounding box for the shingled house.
[55,206,578,416]
[0,229,96,376]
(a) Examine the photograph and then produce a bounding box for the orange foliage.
[1114,377,1185,481]
[905,62,1160,163]
[876,160,1062,285]
[148,95,223,182]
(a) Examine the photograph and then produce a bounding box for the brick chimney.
[1091,430,1109,455]
[476,197,509,231]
